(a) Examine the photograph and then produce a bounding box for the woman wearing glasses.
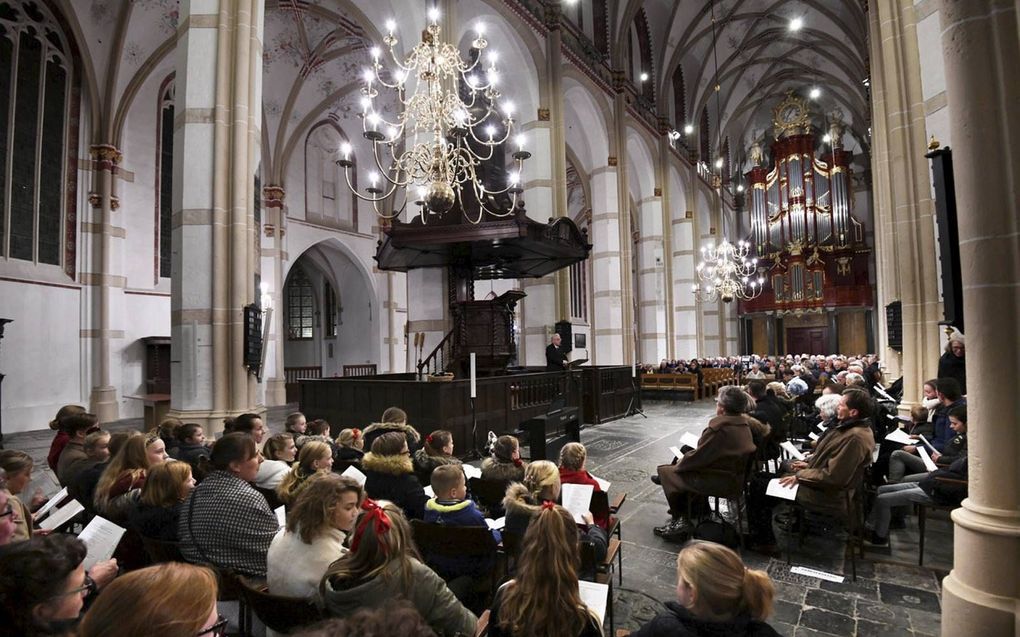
[79,562,225,637]
[0,534,117,636]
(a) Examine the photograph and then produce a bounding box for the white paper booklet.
[486,516,505,531]
[680,432,701,449]
[275,505,286,528]
[78,516,126,571]
[423,485,435,498]
[790,566,845,583]
[462,464,482,480]
[341,465,367,486]
[669,446,684,460]
[578,581,609,626]
[592,475,611,492]
[884,428,916,445]
[917,447,939,472]
[766,478,799,501]
[560,483,594,524]
[38,499,85,531]
[33,487,68,521]
[780,440,805,461]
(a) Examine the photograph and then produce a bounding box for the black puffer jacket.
[361,421,422,454]
[631,602,782,637]
[361,452,428,520]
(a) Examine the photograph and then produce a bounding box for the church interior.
[0,0,1017,635]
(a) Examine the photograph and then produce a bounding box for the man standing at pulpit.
[546,333,568,371]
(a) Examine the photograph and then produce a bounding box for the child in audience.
[413,430,462,485]
[557,442,608,529]
[144,430,170,466]
[156,416,184,457]
[172,423,211,470]
[362,406,422,452]
[0,486,19,546]
[0,450,47,542]
[56,413,99,487]
[320,499,477,636]
[268,474,363,599]
[304,419,340,460]
[79,562,221,637]
[224,413,267,446]
[361,432,429,520]
[46,404,87,472]
[277,441,334,506]
[128,460,195,542]
[481,435,526,482]
[94,434,152,522]
[867,455,969,546]
[75,431,139,515]
[257,432,298,490]
[285,411,309,448]
[487,504,602,637]
[423,465,501,583]
[631,540,780,637]
[336,428,366,463]
[85,429,112,464]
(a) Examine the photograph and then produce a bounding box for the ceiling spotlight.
[809,87,821,99]
[683,124,694,135]
[822,133,831,143]
[639,72,649,82]
[789,17,803,32]
[736,184,745,193]
[715,158,724,169]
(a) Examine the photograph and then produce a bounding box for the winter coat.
[422,497,500,579]
[361,452,429,520]
[254,459,291,490]
[558,468,608,529]
[173,442,210,469]
[336,446,364,463]
[56,441,91,488]
[321,558,477,636]
[361,421,422,454]
[631,601,781,637]
[793,417,875,517]
[480,457,526,483]
[502,483,608,572]
[657,414,759,501]
[48,430,70,472]
[936,432,967,467]
[412,448,462,486]
[931,399,965,452]
[128,502,180,542]
[267,526,347,599]
[938,351,967,395]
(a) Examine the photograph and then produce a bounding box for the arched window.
[305,121,357,231]
[0,0,78,273]
[155,77,174,280]
[287,266,315,340]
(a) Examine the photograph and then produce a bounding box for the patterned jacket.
[178,470,278,578]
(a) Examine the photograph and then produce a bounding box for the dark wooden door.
[786,327,828,355]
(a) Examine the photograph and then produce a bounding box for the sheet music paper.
[766,478,799,501]
[486,516,505,531]
[780,441,805,461]
[275,505,286,528]
[917,447,939,472]
[38,499,85,531]
[679,432,701,449]
[462,464,482,480]
[790,566,845,583]
[424,485,435,498]
[884,428,916,445]
[341,465,367,486]
[917,434,935,452]
[592,475,611,492]
[669,446,684,460]
[809,432,820,441]
[561,483,594,524]
[77,516,125,571]
[33,487,68,521]
[578,581,609,626]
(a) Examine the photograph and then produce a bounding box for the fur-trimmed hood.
[362,421,421,443]
[502,482,541,519]
[362,452,414,476]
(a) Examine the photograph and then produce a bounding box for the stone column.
[170,0,264,433]
[867,1,943,405]
[544,4,571,323]
[611,89,636,366]
[261,186,286,406]
[671,205,698,360]
[589,166,625,364]
[636,194,667,363]
[937,2,1020,635]
[656,129,675,360]
[86,144,123,423]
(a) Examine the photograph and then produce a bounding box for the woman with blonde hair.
[128,460,195,541]
[256,432,298,490]
[631,541,779,637]
[320,499,476,636]
[335,428,365,463]
[488,504,602,637]
[268,474,363,598]
[277,440,334,505]
[79,562,222,637]
[94,434,152,522]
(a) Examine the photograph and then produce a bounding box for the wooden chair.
[410,520,501,606]
[214,568,253,637]
[473,609,490,637]
[580,537,621,635]
[917,476,966,566]
[253,485,284,511]
[590,490,626,584]
[141,536,185,564]
[685,453,756,549]
[468,477,511,517]
[237,576,323,635]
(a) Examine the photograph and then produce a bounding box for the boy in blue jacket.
[423,465,501,582]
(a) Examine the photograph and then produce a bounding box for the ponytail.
[677,540,775,623]
[741,567,775,621]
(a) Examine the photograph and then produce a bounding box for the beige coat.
[794,418,875,516]
[657,413,761,499]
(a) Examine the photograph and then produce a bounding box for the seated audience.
[413,430,462,485]
[652,386,761,540]
[277,441,335,506]
[224,412,267,447]
[871,403,932,485]
[889,399,966,484]
[746,381,786,460]
[867,456,969,546]
[503,460,607,563]
[78,562,221,637]
[285,411,310,448]
[156,416,184,457]
[362,406,421,452]
[268,474,363,599]
[46,404,87,472]
[631,540,780,637]
[144,430,170,466]
[0,450,47,542]
[938,334,966,395]
[171,423,211,470]
[745,363,766,380]
[806,393,842,448]
[320,499,477,636]
[745,388,876,554]
[481,435,526,483]
[304,418,338,449]
[56,413,99,487]
[0,534,118,636]
[557,442,609,529]
[257,432,298,489]
[422,464,500,583]
[335,428,365,464]
[178,433,278,578]
[128,460,195,542]
[94,434,153,523]
[75,431,139,516]
[361,432,429,520]
[487,504,602,637]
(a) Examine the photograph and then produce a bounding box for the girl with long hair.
[268,474,363,598]
[481,435,526,482]
[276,440,334,505]
[631,541,778,636]
[320,499,476,636]
[0,450,45,541]
[412,429,461,486]
[93,435,151,521]
[360,432,429,520]
[488,504,602,637]
[128,460,195,541]
[256,432,298,489]
[335,428,365,463]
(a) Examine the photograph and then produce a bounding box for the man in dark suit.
[545,333,568,371]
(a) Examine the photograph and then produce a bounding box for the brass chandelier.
[693,239,765,303]
[336,8,530,224]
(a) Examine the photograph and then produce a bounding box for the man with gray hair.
[650,385,766,540]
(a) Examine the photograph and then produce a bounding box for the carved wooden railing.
[417,327,457,377]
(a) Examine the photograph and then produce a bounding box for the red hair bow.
[426,434,434,445]
[350,498,392,554]
[541,500,556,511]
[512,458,523,467]
[352,428,361,440]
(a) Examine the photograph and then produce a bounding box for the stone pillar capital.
[89,144,122,166]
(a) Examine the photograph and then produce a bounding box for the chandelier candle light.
[336,8,531,223]
[693,239,765,303]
